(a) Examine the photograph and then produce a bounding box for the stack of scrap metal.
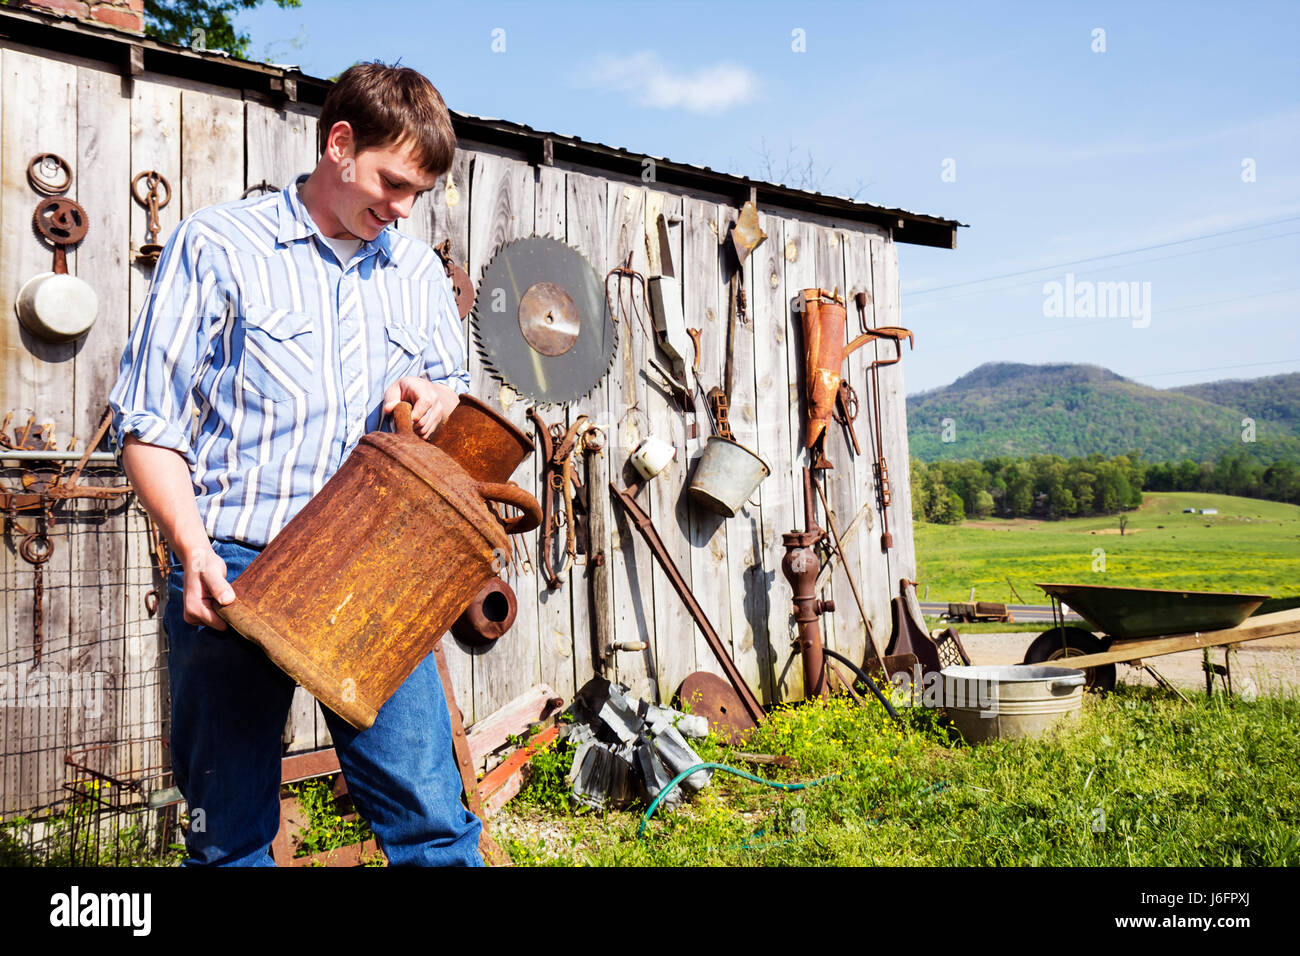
[565,678,711,813]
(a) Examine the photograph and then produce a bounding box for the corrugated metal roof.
[0,6,965,248]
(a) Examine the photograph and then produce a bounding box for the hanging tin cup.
[218,402,541,729]
[688,436,770,517]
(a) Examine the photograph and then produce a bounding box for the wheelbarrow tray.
[1036,582,1271,640]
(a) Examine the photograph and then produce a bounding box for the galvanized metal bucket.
[687,436,770,517]
[940,664,1085,744]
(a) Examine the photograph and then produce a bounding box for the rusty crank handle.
[477,482,543,536]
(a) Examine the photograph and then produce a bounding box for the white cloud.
[580,51,757,115]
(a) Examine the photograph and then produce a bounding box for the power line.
[909,229,1300,314]
[923,284,1300,353]
[1137,359,1300,379]
[904,213,1300,297]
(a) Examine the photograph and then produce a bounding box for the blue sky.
[237,0,1299,395]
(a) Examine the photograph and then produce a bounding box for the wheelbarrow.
[1021,582,1297,693]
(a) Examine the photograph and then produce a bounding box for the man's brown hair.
[319,62,456,178]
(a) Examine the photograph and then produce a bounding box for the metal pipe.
[1,450,116,462]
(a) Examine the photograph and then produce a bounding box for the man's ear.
[326,121,355,163]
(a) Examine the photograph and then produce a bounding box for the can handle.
[477,481,543,535]
[392,401,414,436]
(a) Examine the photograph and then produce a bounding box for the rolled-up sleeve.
[108,218,223,464]
[424,272,471,395]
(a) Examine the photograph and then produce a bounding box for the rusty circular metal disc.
[33,197,89,246]
[449,261,475,319]
[517,281,580,356]
[678,671,757,744]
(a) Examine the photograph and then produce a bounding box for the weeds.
[497,684,1300,866]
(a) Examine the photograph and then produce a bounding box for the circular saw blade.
[472,237,615,405]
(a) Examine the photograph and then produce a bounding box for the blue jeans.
[163,540,483,866]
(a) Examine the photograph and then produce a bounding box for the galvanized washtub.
[940,664,1086,744]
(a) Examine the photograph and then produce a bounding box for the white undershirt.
[321,234,363,266]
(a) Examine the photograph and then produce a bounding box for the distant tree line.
[911,453,1147,524]
[912,446,1300,524]
[1144,448,1300,505]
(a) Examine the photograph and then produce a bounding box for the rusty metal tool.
[813,478,887,667]
[131,170,171,266]
[610,478,765,726]
[781,467,833,698]
[528,406,591,590]
[832,381,861,456]
[723,200,766,400]
[864,325,914,550]
[646,213,695,396]
[28,152,72,196]
[434,237,475,320]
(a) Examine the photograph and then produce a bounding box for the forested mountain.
[907,363,1298,462]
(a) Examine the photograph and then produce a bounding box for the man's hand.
[180,542,236,630]
[383,377,459,440]
[121,436,236,630]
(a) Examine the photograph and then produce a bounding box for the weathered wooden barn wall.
[0,40,916,817]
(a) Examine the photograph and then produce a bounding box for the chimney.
[16,0,145,35]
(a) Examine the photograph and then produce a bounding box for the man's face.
[331,127,439,241]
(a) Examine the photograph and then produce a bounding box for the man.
[108,62,482,866]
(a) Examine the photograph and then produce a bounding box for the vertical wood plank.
[244,99,317,194]
[0,49,79,813]
[604,181,657,701]
[716,201,768,699]
[564,171,609,694]
[749,212,795,704]
[532,163,576,706]
[778,217,818,700]
[179,87,244,215]
[68,62,132,767]
[812,226,856,684]
[873,237,918,590]
[644,188,695,703]
[844,229,892,658]
[467,152,538,724]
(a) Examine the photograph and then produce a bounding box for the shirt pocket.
[241,305,317,402]
[384,320,427,381]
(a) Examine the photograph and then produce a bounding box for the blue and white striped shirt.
[109,173,471,548]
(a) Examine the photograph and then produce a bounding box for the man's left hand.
[383,377,459,440]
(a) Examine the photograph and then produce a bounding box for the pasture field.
[914,492,1300,605]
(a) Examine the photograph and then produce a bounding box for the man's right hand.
[180,543,236,629]
[121,435,237,631]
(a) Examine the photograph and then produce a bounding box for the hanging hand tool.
[528,406,591,590]
[862,322,914,550]
[434,237,476,320]
[832,381,862,456]
[723,200,766,401]
[646,213,696,398]
[131,170,171,266]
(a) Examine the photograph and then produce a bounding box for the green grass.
[915,491,1300,605]
[498,685,1300,866]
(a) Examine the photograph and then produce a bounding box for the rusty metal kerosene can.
[218,400,541,729]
